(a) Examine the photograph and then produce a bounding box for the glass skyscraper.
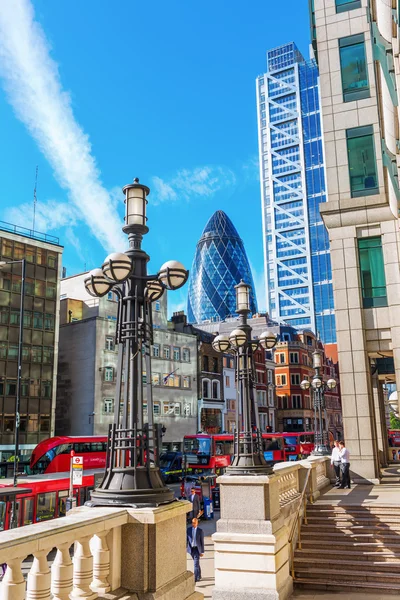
[187,210,257,323]
[256,42,336,344]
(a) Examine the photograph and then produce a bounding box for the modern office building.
[56,273,198,451]
[0,222,63,459]
[309,0,400,481]
[187,210,258,324]
[256,42,336,352]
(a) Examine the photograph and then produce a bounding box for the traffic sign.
[72,455,83,485]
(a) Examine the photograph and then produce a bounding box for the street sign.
[72,455,83,485]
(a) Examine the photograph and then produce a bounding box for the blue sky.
[0,0,310,315]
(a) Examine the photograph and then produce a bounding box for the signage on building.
[72,455,83,485]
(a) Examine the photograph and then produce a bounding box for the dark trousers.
[191,548,201,581]
[340,463,351,488]
[333,461,341,486]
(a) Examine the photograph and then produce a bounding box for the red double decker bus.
[183,433,286,474]
[282,432,315,460]
[0,470,104,531]
[29,436,108,474]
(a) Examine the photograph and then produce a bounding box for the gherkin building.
[187,210,258,323]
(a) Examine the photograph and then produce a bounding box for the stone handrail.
[0,500,197,600]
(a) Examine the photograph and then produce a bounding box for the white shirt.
[331,447,340,464]
[339,447,350,464]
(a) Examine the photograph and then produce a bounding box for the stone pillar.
[2,558,26,600]
[372,375,389,467]
[26,551,51,600]
[71,537,97,600]
[91,532,111,595]
[212,475,293,600]
[121,500,203,600]
[51,544,73,600]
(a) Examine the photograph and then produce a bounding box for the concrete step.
[303,522,400,533]
[308,504,400,513]
[306,514,400,524]
[301,530,400,542]
[295,548,400,562]
[300,539,400,552]
[294,578,400,595]
[294,556,400,571]
[294,567,400,584]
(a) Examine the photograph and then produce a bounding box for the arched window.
[212,380,220,400]
[202,379,210,399]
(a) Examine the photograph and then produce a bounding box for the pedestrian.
[331,440,341,488]
[338,440,351,489]
[187,517,204,582]
[184,477,192,499]
[189,486,201,520]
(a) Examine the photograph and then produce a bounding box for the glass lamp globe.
[235,280,250,313]
[327,378,337,390]
[158,260,188,290]
[311,377,323,389]
[259,331,278,349]
[122,178,149,230]
[145,279,165,302]
[229,328,247,348]
[102,252,132,283]
[84,268,113,298]
[300,379,311,390]
[251,339,259,352]
[212,334,230,353]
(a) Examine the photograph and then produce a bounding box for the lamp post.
[84,178,188,507]
[300,349,336,456]
[0,258,26,527]
[212,280,278,474]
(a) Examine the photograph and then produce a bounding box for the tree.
[389,413,400,430]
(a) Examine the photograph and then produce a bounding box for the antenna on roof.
[32,166,38,232]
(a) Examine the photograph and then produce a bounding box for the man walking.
[338,440,351,489]
[331,440,341,488]
[189,486,201,520]
[187,517,204,582]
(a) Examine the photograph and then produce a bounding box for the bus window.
[284,436,297,446]
[36,492,57,522]
[23,497,34,525]
[198,439,211,455]
[0,501,6,530]
[215,441,233,456]
[58,490,68,517]
[264,438,282,451]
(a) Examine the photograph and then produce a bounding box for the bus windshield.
[283,436,298,446]
[160,453,176,469]
[184,438,211,455]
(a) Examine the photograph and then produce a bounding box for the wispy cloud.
[152,166,236,203]
[242,155,260,182]
[0,0,125,251]
[5,200,77,234]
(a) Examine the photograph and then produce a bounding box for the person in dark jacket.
[187,517,204,582]
[189,487,201,520]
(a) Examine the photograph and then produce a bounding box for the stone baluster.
[1,558,26,600]
[51,543,73,600]
[91,532,111,594]
[71,536,97,600]
[26,551,51,600]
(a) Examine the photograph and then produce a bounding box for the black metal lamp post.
[84,178,188,507]
[0,258,26,527]
[211,280,278,475]
[300,349,336,456]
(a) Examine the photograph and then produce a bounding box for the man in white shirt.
[338,441,351,489]
[331,440,341,488]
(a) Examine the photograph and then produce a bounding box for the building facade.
[0,223,63,459]
[187,210,258,324]
[56,274,198,451]
[222,355,236,433]
[256,42,336,349]
[309,0,400,481]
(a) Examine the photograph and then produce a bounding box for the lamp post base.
[86,466,175,508]
[226,455,273,476]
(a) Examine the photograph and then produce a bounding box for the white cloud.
[152,166,236,203]
[5,200,77,234]
[0,0,125,251]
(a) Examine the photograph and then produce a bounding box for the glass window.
[6,380,16,395]
[24,311,32,327]
[41,380,52,398]
[358,237,388,307]
[14,243,24,259]
[105,336,114,351]
[155,301,161,311]
[47,254,57,268]
[35,280,45,296]
[43,347,53,364]
[103,398,114,414]
[32,346,42,362]
[182,348,190,362]
[163,373,174,387]
[163,345,170,359]
[26,247,35,263]
[183,376,191,388]
[336,0,361,13]
[212,380,220,399]
[46,283,56,299]
[22,345,30,361]
[4,417,15,432]
[104,366,114,381]
[40,418,50,432]
[8,344,18,360]
[152,373,160,386]
[346,126,378,197]
[2,239,13,257]
[339,35,369,101]
[12,276,21,293]
[0,343,7,359]
[0,307,8,324]
[1,275,11,291]
[36,491,57,522]
[10,310,20,325]
[202,379,210,398]
[153,401,161,415]
[25,278,35,295]
[44,313,54,330]
[33,312,43,329]
[289,352,299,364]
[152,344,160,358]
[173,347,180,361]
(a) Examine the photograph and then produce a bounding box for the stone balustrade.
[0,501,202,600]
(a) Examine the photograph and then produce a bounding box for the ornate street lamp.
[212,280,278,474]
[84,178,188,507]
[300,349,337,456]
